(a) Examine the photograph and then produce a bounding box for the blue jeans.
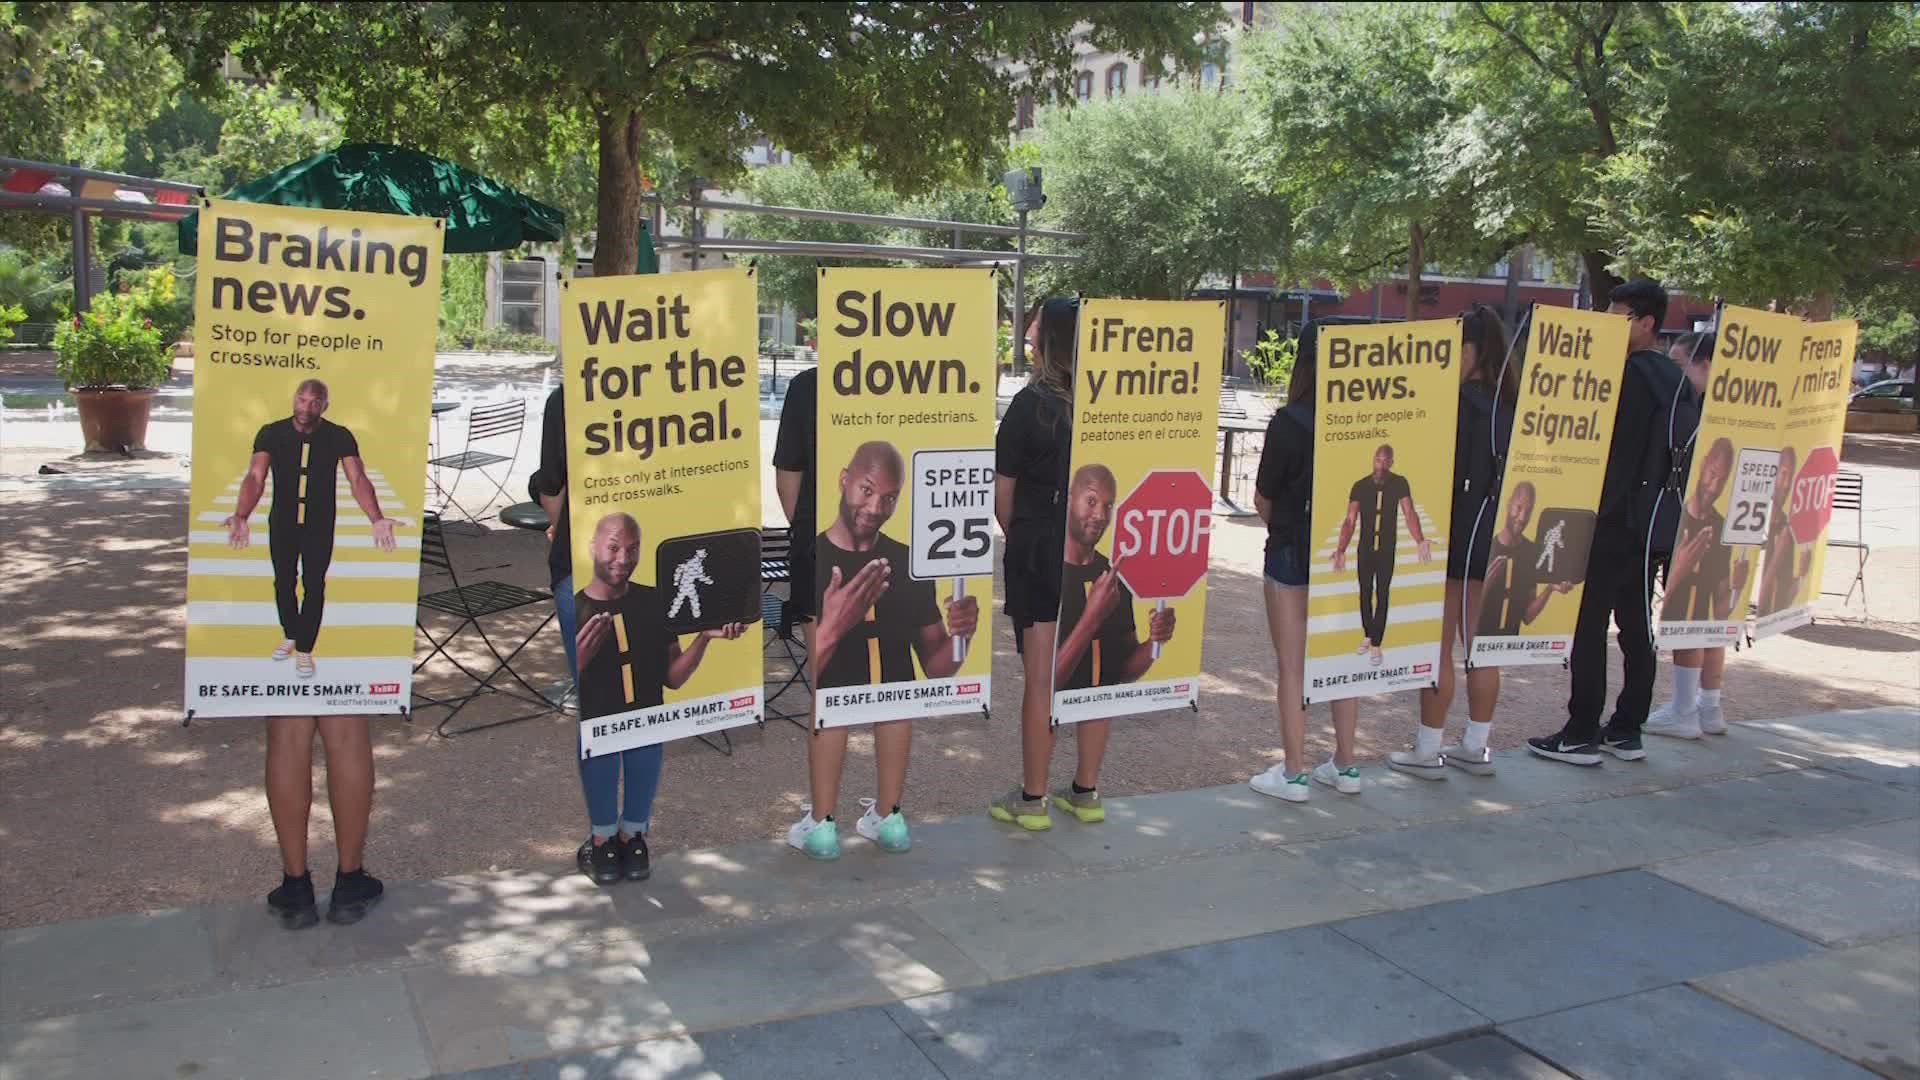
[555,575,663,839]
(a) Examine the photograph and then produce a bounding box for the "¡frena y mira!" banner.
[1470,305,1629,667]
[1306,318,1459,704]
[812,267,995,728]
[185,200,441,717]
[1656,305,1802,648]
[1752,317,1856,640]
[561,267,763,756]
[1051,298,1222,725]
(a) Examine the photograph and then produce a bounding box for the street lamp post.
[1003,167,1046,374]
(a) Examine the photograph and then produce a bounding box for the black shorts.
[1448,500,1491,581]
[785,534,816,625]
[1004,529,1061,652]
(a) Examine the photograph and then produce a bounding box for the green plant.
[440,254,487,336]
[435,323,553,354]
[52,294,172,389]
[0,303,24,345]
[117,266,192,345]
[797,317,817,345]
[1241,329,1296,393]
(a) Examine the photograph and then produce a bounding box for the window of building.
[1243,2,1257,26]
[1016,92,1034,130]
[1075,70,1093,102]
[500,258,546,337]
[1142,65,1162,92]
[1106,63,1127,98]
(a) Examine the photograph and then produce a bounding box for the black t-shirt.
[771,368,817,542]
[1056,552,1138,691]
[813,532,940,688]
[533,387,570,588]
[1255,402,1313,560]
[1662,502,1731,621]
[994,384,1072,610]
[1477,531,1541,637]
[253,417,359,529]
[574,584,669,720]
[1350,472,1412,558]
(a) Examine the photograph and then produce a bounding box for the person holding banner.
[1247,324,1362,802]
[1393,306,1524,779]
[1649,334,1733,739]
[1530,280,1693,766]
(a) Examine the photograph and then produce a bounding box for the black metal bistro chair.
[412,511,559,735]
[1823,469,1872,609]
[760,527,812,729]
[429,399,527,523]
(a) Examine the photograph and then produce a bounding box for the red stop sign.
[1787,445,1839,544]
[1111,469,1214,600]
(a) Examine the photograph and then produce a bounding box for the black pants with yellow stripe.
[1357,549,1394,647]
[270,516,334,652]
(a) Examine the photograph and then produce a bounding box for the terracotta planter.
[74,388,156,452]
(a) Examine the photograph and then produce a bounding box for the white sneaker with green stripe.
[1250,764,1310,803]
[1312,759,1362,794]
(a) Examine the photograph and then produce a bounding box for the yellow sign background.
[1051,297,1222,723]
[559,267,762,750]
[1753,317,1856,637]
[185,200,441,717]
[1471,304,1629,666]
[812,267,997,728]
[1306,318,1460,703]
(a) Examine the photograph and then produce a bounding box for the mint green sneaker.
[856,798,911,852]
[785,809,840,860]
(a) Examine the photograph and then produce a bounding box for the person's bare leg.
[315,715,374,873]
[265,716,318,875]
[1672,647,1703,670]
[872,718,911,813]
[1331,699,1359,769]
[1265,580,1308,775]
[1072,720,1110,789]
[1700,647,1725,690]
[798,621,845,821]
[1418,580,1464,731]
[1461,580,1499,722]
[1020,623,1056,795]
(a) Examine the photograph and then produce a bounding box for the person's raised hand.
[819,559,890,644]
[1147,606,1176,643]
[944,594,979,640]
[1084,566,1124,624]
[702,621,746,641]
[223,514,250,550]
[576,612,613,668]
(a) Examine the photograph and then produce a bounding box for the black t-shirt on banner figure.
[575,585,669,719]
[1049,462,1175,689]
[1056,553,1139,690]
[771,368,818,619]
[811,439,977,690]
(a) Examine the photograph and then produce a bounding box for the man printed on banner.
[1330,443,1433,667]
[1753,445,1811,618]
[1052,463,1177,692]
[1660,436,1751,623]
[1476,481,1573,637]
[813,439,977,688]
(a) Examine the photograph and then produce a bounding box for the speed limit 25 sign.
[1721,446,1779,546]
[910,448,996,580]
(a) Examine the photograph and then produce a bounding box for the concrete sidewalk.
[2,706,1915,1079]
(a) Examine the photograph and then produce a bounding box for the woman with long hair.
[988,298,1112,829]
[1248,323,1363,801]
[1391,304,1520,779]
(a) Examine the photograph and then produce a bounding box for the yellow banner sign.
[560,267,763,755]
[1051,298,1223,725]
[1470,304,1630,666]
[1306,318,1460,703]
[1752,317,1857,638]
[811,267,996,728]
[185,200,441,717]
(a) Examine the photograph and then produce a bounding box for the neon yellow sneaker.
[1051,785,1105,824]
[988,788,1051,831]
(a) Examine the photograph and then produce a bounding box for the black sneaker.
[577,839,620,885]
[619,832,651,882]
[1600,731,1647,761]
[326,868,384,925]
[267,872,318,930]
[1527,732,1603,766]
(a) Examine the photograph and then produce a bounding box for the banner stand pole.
[951,578,966,663]
[182,710,194,728]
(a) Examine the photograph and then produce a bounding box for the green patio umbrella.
[178,142,565,254]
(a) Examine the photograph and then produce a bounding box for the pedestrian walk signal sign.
[656,527,762,635]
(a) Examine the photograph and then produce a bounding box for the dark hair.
[1609,278,1669,331]
[1461,303,1518,404]
[1285,321,1319,405]
[1675,332,1716,364]
[1031,297,1079,398]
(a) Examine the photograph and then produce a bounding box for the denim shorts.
[1264,544,1308,589]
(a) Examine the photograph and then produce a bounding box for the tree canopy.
[157,2,1223,277]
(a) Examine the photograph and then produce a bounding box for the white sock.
[1464,720,1492,752]
[1699,688,1722,709]
[1416,725,1443,756]
[1672,667,1701,712]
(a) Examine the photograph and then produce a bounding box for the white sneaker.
[271,640,295,661]
[1441,743,1496,776]
[785,807,840,860]
[1312,759,1362,794]
[1697,703,1728,735]
[855,797,911,852]
[294,652,316,679]
[1388,748,1447,780]
[1644,703,1703,739]
[1250,764,1310,803]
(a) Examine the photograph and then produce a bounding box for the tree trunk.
[1805,290,1834,322]
[1581,250,1621,311]
[1406,221,1424,320]
[594,107,644,278]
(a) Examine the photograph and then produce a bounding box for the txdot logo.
[369,682,400,695]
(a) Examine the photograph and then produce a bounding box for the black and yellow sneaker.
[326,868,384,925]
[267,872,318,931]
[619,832,651,882]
